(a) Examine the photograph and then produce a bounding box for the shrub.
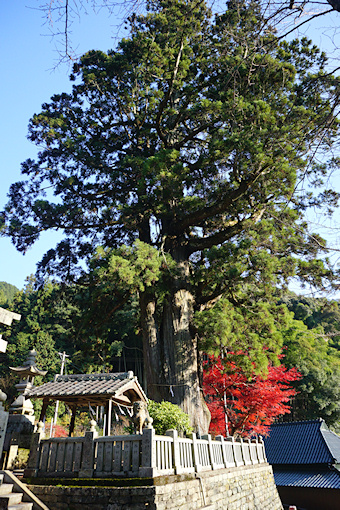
[148,400,193,436]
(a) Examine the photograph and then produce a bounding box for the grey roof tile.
[264,419,338,465]
[274,467,340,489]
[26,371,147,406]
[321,427,340,464]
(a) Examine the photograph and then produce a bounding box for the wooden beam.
[39,399,50,423]
[69,405,77,437]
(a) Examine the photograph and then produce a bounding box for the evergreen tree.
[0,276,142,381]
[280,293,340,430]
[2,0,340,431]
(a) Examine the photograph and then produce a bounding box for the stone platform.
[27,463,283,510]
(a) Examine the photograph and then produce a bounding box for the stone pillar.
[250,438,259,464]
[107,399,112,436]
[165,429,180,474]
[201,433,216,470]
[215,435,227,468]
[139,426,156,477]
[0,390,9,462]
[6,435,19,470]
[189,432,202,472]
[24,422,45,477]
[79,431,96,478]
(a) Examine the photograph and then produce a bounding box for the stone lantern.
[2,350,47,466]
[9,350,47,422]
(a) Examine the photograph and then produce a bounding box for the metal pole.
[107,398,112,436]
[50,351,69,437]
[224,391,229,437]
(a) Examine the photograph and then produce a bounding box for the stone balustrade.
[24,427,267,479]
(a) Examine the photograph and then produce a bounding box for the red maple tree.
[51,424,68,438]
[203,356,301,437]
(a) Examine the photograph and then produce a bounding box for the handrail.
[24,427,267,479]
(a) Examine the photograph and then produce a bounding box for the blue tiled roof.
[264,419,340,465]
[274,467,340,489]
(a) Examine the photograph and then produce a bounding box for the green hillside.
[0,281,19,304]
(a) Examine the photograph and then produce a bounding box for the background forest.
[1,278,339,434]
[1,0,340,436]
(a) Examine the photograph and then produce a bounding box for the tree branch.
[186,208,266,254]
[177,169,268,232]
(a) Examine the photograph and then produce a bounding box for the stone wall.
[28,463,283,510]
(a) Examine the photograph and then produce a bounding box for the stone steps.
[0,472,33,510]
[0,492,33,509]
[0,484,14,495]
[7,507,34,510]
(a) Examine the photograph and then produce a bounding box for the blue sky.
[1,1,340,292]
[0,1,124,289]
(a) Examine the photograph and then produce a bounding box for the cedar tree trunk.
[140,247,210,434]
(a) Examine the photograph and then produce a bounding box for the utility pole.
[50,351,69,437]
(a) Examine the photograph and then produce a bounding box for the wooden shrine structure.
[26,371,147,436]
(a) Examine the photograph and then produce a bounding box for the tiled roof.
[321,426,340,464]
[26,371,147,407]
[274,467,340,489]
[264,419,339,465]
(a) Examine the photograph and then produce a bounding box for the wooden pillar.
[39,398,50,423]
[69,405,77,437]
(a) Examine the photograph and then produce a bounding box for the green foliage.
[282,293,340,351]
[2,280,58,372]
[0,275,144,417]
[148,400,193,436]
[1,275,143,375]
[195,296,288,374]
[197,287,340,431]
[3,1,339,290]
[279,293,340,431]
[2,0,340,422]
[0,281,19,305]
[90,240,174,294]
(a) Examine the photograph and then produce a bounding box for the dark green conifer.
[2,1,340,430]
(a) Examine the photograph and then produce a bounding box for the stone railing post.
[243,438,252,466]
[230,436,243,467]
[240,438,248,465]
[215,435,227,468]
[139,426,156,477]
[224,436,236,467]
[24,422,45,477]
[250,438,258,464]
[165,429,180,474]
[79,431,96,477]
[202,434,217,470]
[189,432,202,472]
[258,436,267,463]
